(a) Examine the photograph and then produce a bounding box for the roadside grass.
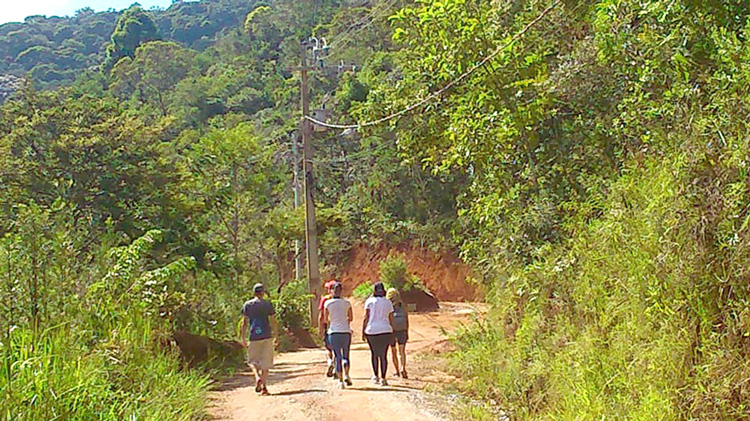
[446,158,740,419]
[0,231,216,420]
[1,313,209,420]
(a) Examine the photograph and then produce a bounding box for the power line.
[306,0,562,130]
[328,0,401,53]
[324,1,399,67]
[310,0,319,33]
[331,0,397,45]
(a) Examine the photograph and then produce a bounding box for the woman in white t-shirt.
[361,282,394,386]
[324,282,353,389]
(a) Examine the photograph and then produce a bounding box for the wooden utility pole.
[289,38,356,326]
[299,40,322,327]
[291,134,304,281]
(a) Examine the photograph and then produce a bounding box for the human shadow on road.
[210,372,254,392]
[352,386,410,393]
[272,388,326,396]
[273,360,325,367]
[347,379,425,392]
[268,371,322,382]
[211,370,325,392]
[270,366,307,374]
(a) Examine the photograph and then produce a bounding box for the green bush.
[450,157,749,419]
[271,280,312,331]
[351,281,393,299]
[379,253,427,292]
[351,255,428,300]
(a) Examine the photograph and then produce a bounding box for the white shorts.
[247,338,274,371]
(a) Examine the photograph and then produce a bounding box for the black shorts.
[391,330,408,345]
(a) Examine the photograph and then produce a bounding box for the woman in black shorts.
[387,288,409,379]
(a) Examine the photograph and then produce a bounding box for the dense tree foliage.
[0,0,261,88]
[350,0,750,418]
[159,0,258,49]
[103,6,161,71]
[0,10,117,87]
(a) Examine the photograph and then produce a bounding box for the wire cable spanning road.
[305,0,561,131]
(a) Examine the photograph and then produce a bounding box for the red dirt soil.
[336,243,480,302]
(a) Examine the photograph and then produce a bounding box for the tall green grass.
[451,157,750,419]
[0,230,213,420]
[0,217,319,420]
[1,313,210,420]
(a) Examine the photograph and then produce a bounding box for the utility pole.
[299,40,322,327]
[291,133,304,281]
[290,37,357,326]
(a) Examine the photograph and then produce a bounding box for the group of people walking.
[319,280,410,389]
[240,280,410,394]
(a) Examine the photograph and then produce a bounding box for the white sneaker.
[338,380,346,389]
[380,378,389,386]
[371,376,380,385]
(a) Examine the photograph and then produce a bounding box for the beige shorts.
[247,338,274,371]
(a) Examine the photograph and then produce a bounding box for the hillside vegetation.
[2,0,750,419]
[0,0,256,88]
[366,0,750,418]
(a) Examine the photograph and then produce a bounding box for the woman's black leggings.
[366,333,392,378]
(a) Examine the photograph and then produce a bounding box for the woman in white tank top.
[361,282,394,386]
[324,282,353,388]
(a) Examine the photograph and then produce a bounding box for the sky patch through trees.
[2,0,174,24]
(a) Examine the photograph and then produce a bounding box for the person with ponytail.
[387,288,410,379]
[324,282,353,389]
[362,282,394,386]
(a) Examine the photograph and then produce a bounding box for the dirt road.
[208,301,481,421]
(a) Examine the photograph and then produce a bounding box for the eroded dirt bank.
[337,243,480,302]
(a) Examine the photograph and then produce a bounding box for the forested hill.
[0,0,256,88]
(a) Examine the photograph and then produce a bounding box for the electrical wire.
[310,0,319,34]
[331,0,397,46]
[306,0,562,130]
[328,0,401,52]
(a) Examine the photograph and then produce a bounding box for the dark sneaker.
[326,363,335,378]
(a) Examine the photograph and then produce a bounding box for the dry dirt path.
[208,301,482,421]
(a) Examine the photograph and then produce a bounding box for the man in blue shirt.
[241,283,278,395]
